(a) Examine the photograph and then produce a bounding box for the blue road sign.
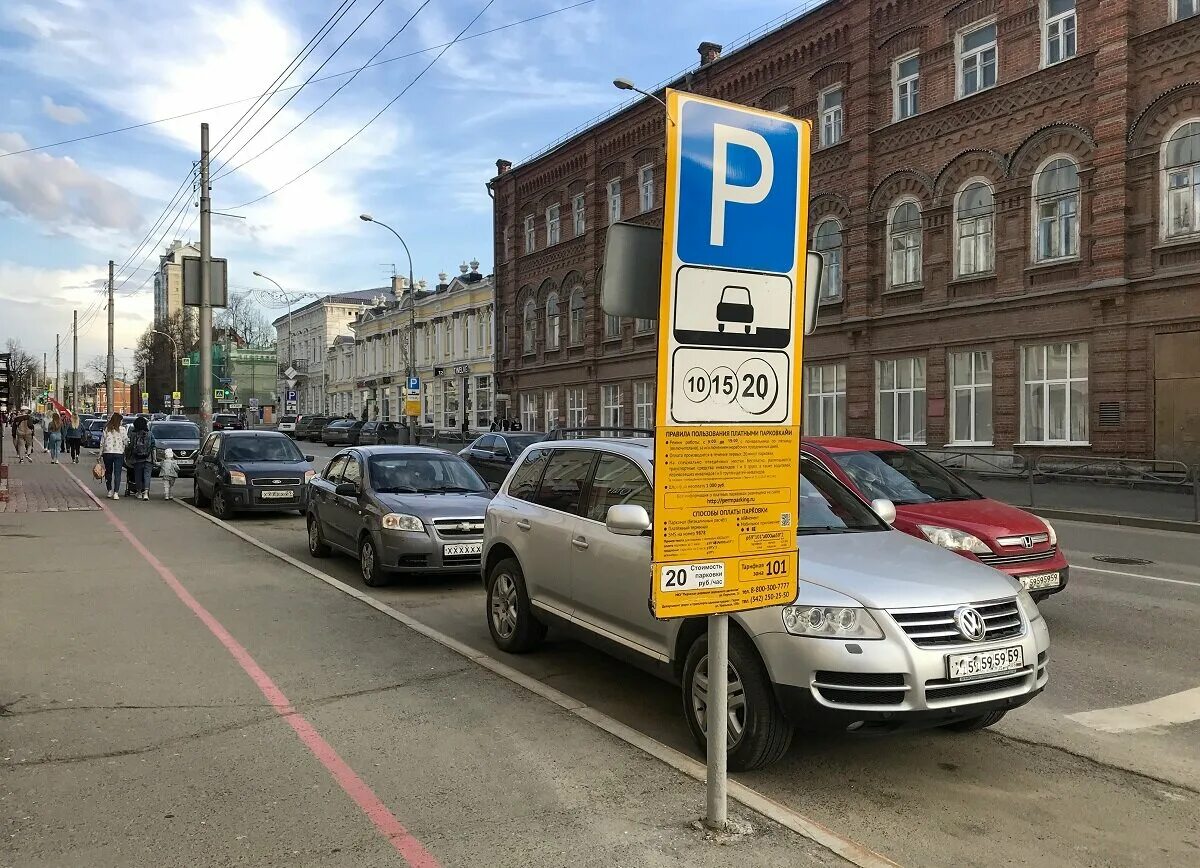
[676,99,800,275]
[407,376,420,392]
[286,389,297,401]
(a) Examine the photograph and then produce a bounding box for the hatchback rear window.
[280,416,297,423]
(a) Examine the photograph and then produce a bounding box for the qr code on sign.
[779,512,792,528]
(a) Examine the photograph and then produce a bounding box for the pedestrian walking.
[99,412,129,500]
[489,418,499,432]
[64,412,82,463]
[159,448,179,500]
[461,418,470,439]
[41,414,50,453]
[13,408,34,463]
[126,416,155,501]
[9,408,21,456]
[47,411,63,463]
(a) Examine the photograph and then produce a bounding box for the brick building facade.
[490,0,1200,462]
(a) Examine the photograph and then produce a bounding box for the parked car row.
[283,415,407,446]
[184,428,1061,774]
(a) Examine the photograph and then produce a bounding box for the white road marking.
[1068,687,1200,733]
[1074,565,1200,588]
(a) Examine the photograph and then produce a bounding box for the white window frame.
[601,384,622,429]
[522,299,536,354]
[957,19,998,98]
[520,393,538,433]
[893,52,919,122]
[545,291,560,350]
[948,350,993,446]
[568,287,585,345]
[604,313,621,340]
[954,178,995,277]
[638,165,654,213]
[813,218,843,301]
[634,317,654,334]
[546,203,561,245]
[1020,341,1089,445]
[875,357,927,445]
[634,381,654,430]
[803,363,847,436]
[887,198,922,288]
[477,309,489,351]
[1161,118,1200,240]
[573,193,586,236]
[523,215,535,254]
[819,85,844,147]
[475,375,492,428]
[1042,0,1077,67]
[567,387,586,427]
[544,389,559,430]
[1032,155,1080,263]
[1174,0,1197,22]
[607,178,622,223]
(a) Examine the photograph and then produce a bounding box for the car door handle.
[571,537,589,550]
[515,519,531,531]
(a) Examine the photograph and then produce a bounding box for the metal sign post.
[651,90,811,830]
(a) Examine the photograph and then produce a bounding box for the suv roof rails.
[544,426,654,441]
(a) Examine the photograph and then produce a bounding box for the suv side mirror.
[607,504,651,536]
[335,482,359,497]
[870,498,897,525]
[304,454,315,462]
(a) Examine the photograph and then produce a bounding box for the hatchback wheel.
[682,629,792,772]
[307,516,330,558]
[211,486,233,520]
[485,558,546,653]
[359,536,386,587]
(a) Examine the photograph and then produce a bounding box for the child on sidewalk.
[159,448,180,500]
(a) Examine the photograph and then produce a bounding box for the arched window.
[1164,120,1200,238]
[1033,157,1079,261]
[545,292,560,350]
[955,181,994,276]
[569,288,585,344]
[888,200,922,287]
[813,219,843,301]
[522,298,536,353]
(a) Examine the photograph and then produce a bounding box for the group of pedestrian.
[6,407,83,464]
[94,413,175,501]
[487,417,523,432]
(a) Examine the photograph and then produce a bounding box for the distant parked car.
[149,420,201,477]
[295,415,333,441]
[356,420,404,446]
[82,418,106,449]
[306,446,493,585]
[459,432,545,485]
[150,413,168,422]
[321,419,356,445]
[345,420,368,446]
[277,414,299,436]
[802,437,1069,600]
[193,430,315,519]
[167,415,191,422]
[213,413,244,431]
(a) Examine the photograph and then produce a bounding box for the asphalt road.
[163,462,1200,868]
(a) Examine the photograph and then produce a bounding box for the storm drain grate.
[1092,556,1155,566]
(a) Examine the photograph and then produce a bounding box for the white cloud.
[41,95,88,124]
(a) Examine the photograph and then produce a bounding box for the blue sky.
[0,0,801,370]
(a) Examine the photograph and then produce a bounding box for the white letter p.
[710,124,774,247]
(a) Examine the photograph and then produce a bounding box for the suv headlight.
[382,513,424,532]
[1036,516,1057,546]
[918,524,991,555]
[782,606,884,639]
[228,470,247,486]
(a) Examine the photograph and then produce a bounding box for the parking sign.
[652,90,811,619]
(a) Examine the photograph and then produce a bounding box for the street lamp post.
[612,78,676,125]
[253,271,295,418]
[359,214,417,445]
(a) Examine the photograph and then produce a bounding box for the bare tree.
[216,292,274,348]
[4,339,38,409]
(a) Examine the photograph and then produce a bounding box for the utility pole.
[107,259,115,415]
[54,335,60,404]
[72,309,78,410]
[199,123,213,439]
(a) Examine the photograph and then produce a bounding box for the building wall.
[490,0,1200,460]
[275,299,374,415]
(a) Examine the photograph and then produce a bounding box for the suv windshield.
[831,450,981,505]
[798,459,887,533]
[369,454,487,494]
[150,423,199,440]
[223,437,304,463]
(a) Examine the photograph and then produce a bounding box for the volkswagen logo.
[953,606,988,642]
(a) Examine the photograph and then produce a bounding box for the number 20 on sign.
[651,89,811,619]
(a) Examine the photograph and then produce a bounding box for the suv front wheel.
[682,629,793,772]
[486,558,546,653]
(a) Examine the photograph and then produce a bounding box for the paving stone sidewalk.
[0,453,98,513]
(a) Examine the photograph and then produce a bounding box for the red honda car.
[802,437,1068,600]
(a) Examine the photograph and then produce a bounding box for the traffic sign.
[651,90,811,621]
[285,389,297,401]
[172,391,182,401]
[214,389,225,400]
[248,398,259,409]
[141,392,150,402]
[182,357,192,367]
[407,376,420,392]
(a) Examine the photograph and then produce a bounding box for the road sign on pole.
[407,375,420,392]
[652,89,811,830]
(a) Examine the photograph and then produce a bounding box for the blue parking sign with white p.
[407,376,420,391]
[676,100,800,274]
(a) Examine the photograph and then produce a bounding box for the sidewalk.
[1,466,848,868]
[0,451,98,513]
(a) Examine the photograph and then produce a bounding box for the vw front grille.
[889,598,1024,648]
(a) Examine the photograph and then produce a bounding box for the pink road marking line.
[64,467,439,868]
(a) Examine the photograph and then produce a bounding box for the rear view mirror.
[607,504,651,536]
[304,455,315,462]
[335,482,359,497]
[870,498,897,525]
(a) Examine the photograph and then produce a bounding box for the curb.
[1027,506,1200,535]
[169,495,900,868]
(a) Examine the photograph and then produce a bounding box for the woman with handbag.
[98,413,129,500]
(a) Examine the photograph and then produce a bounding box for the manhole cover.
[1093,556,1154,566]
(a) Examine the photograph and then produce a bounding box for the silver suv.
[482,437,1050,771]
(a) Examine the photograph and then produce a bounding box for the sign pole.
[705,613,728,829]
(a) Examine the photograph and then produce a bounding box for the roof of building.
[271,288,385,327]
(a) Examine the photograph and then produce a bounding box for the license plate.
[1019,571,1060,591]
[444,542,482,556]
[947,646,1024,681]
[260,489,294,500]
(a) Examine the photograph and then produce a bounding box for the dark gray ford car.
[306,446,494,586]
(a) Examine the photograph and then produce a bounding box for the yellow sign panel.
[652,89,811,619]
[405,397,421,417]
[172,391,182,400]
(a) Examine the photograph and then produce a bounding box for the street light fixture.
[358,213,418,445]
[253,270,298,416]
[612,78,676,125]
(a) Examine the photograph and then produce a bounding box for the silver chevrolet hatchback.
[481,437,1050,771]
